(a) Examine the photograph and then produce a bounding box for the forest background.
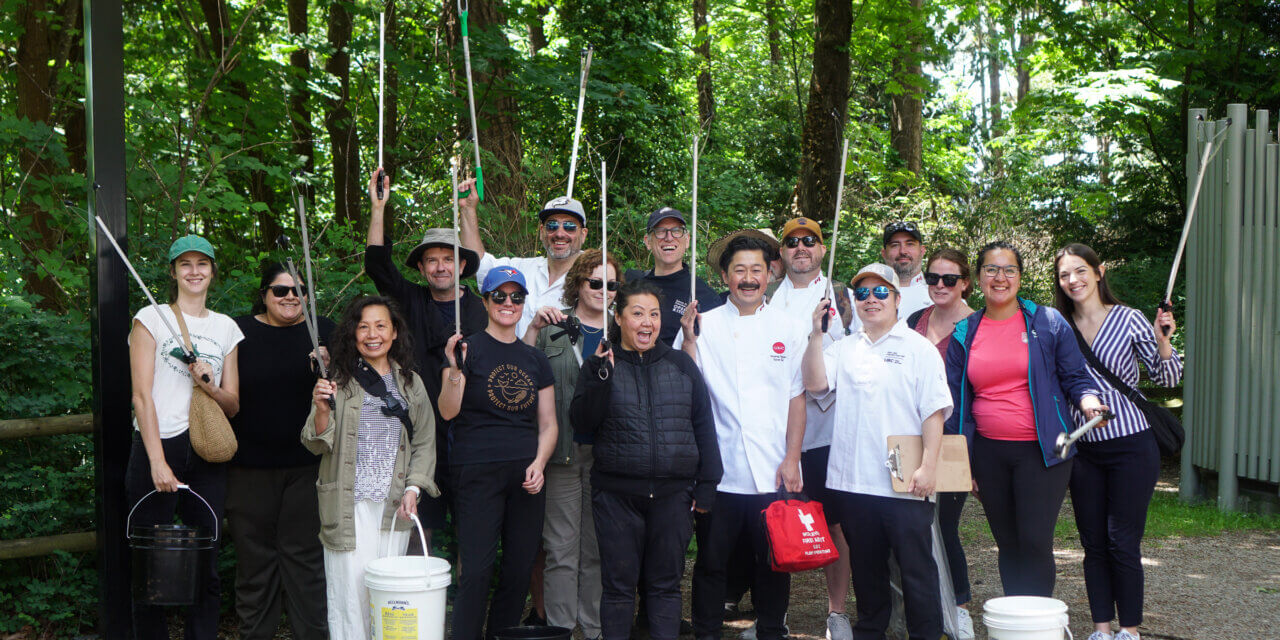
[1,0,1277,633]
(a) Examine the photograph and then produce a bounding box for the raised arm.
[456,178,486,260]
[367,170,390,246]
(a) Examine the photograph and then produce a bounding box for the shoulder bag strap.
[169,303,198,387]
[1068,321,1149,408]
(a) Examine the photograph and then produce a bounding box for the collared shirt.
[822,322,953,500]
[476,254,565,336]
[897,272,931,319]
[768,273,852,450]
[676,300,806,495]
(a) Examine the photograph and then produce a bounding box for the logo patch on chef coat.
[772,342,786,354]
[882,350,905,365]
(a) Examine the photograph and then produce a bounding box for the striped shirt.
[353,371,406,502]
[1070,305,1183,442]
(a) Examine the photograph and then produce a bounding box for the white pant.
[323,500,411,640]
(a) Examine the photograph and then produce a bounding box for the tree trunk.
[986,12,1003,176]
[694,0,716,137]
[889,0,924,175]
[793,0,852,223]
[325,1,363,228]
[288,0,316,184]
[528,3,550,54]
[764,0,782,64]
[1015,7,1035,103]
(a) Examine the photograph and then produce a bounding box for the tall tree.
[889,0,925,175]
[325,1,363,227]
[794,0,851,222]
[764,0,782,65]
[288,0,316,183]
[1014,5,1035,103]
[694,0,716,138]
[528,3,551,54]
[986,11,1004,176]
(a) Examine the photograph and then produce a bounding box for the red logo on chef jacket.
[772,342,786,354]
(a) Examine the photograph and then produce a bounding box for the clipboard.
[885,434,972,493]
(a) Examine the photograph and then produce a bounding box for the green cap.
[168,235,216,263]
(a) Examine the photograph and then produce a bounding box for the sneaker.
[825,612,853,640]
[1086,632,1114,640]
[740,622,756,640]
[954,607,975,640]
[725,601,754,621]
[1115,631,1139,640]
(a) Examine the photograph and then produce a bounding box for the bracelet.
[448,374,462,383]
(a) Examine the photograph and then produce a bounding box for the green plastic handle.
[460,11,468,37]
[457,166,484,202]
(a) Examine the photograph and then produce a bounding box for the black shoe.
[523,610,547,626]
[724,601,755,622]
[680,618,695,636]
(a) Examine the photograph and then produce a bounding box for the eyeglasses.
[487,290,527,305]
[650,226,687,240]
[587,278,619,291]
[884,221,919,235]
[267,284,307,298]
[853,285,894,301]
[924,272,962,287]
[980,265,1020,279]
[783,235,820,248]
[544,220,579,233]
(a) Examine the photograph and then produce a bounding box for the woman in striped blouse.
[1053,244,1181,640]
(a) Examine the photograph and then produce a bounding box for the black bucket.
[492,626,573,640]
[127,486,218,606]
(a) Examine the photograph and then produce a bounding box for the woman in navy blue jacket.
[944,241,1108,598]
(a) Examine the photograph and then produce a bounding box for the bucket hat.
[404,228,480,278]
[706,229,780,273]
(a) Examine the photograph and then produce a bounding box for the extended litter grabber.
[822,137,851,334]
[457,0,484,201]
[1054,410,1117,458]
[565,46,594,199]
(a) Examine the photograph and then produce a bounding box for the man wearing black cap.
[880,221,931,318]
[366,171,488,537]
[625,207,723,346]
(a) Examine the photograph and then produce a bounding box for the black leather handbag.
[1071,326,1185,457]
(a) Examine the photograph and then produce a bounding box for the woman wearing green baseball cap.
[126,234,243,639]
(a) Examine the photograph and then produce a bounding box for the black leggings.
[937,491,971,605]
[1069,429,1159,627]
[971,435,1071,597]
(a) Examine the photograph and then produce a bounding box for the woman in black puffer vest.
[570,279,722,640]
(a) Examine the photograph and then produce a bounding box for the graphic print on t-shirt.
[158,331,226,378]
[487,363,537,411]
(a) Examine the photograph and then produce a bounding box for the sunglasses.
[650,226,688,240]
[544,220,580,232]
[487,290,527,305]
[587,278,620,291]
[981,264,1020,279]
[884,221,919,235]
[267,284,307,298]
[853,285,894,301]
[924,272,962,287]
[783,235,820,248]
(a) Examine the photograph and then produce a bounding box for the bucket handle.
[126,483,219,541]
[409,513,429,558]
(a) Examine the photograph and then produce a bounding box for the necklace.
[580,324,603,334]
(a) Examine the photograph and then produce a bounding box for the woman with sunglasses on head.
[303,296,439,639]
[227,264,335,640]
[944,241,1109,598]
[904,248,976,639]
[441,267,558,640]
[1053,244,1180,640]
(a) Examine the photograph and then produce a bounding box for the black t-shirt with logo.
[448,330,555,466]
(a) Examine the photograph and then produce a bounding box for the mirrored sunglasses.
[544,220,579,232]
[853,285,894,301]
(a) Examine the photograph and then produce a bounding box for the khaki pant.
[542,444,602,636]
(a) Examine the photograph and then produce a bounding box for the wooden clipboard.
[886,434,972,493]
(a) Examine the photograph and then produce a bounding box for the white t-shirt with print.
[130,305,244,438]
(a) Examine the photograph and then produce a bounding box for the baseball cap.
[780,217,824,243]
[647,207,687,232]
[405,228,480,278]
[849,263,900,290]
[882,221,923,245]
[481,267,529,294]
[539,196,588,225]
[168,235,216,263]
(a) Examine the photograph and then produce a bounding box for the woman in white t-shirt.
[125,235,243,640]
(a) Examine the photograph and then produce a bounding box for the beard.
[544,238,579,260]
[892,259,919,280]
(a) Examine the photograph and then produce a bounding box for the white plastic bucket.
[983,596,1073,640]
[365,515,452,640]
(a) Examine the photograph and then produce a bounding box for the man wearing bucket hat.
[368,172,489,536]
[624,206,723,346]
[459,185,589,336]
[801,263,953,640]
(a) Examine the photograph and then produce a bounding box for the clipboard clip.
[885,444,904,482]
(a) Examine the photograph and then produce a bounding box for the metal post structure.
[85,0,134,635]
[1216,103,1246,510]
[1179,108,1206,501]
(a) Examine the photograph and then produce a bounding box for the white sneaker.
[825,612,853,640]
[1114,631,1139,640]
[955,607,975,640]
[740,623,756,640]
[1087,632,1114,640]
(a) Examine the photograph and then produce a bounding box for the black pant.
[1069,429,1159,627]
[691,492,790,640]
[124,431,226,640]
[594,488,694,640]
[937,491,971,605]
[450,460,547,640]
[834,492,941,640]
[972,435,1072,597]
[225,465,328,640]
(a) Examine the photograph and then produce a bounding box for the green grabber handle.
[458,165,484,201]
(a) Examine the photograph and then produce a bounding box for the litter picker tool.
[457,0,484,201]
[277,234,334,409]
[689,132,700,304]
[376,10,386,199]
[822,137,850,334]
[294,187,322,347]
[1054,410,1117,459]
[451,157,462,338]
[1160,116,1231,334]
[600,158,611,353]
[566,46,594,199]
[92,215,209,383]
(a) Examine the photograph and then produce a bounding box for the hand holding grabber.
[1054,410,1117,459]
[277,235,334,410]
[376,10,387,200]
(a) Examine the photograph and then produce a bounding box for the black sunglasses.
[783,235,820,248]
[884,221,919,235]
[853,285,894,301]
[488,290,527,305]
[924,272,962,287]
[267,284,307,298]
[587,278,619,291]
[544,220,580,232]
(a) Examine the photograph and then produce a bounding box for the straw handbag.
[171,305,238,463]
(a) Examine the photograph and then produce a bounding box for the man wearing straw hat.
[366,172,488,536]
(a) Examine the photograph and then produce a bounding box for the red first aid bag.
[760,492,839,572]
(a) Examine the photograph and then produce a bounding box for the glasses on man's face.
[587,278,620,291]
[853,285,894,301]
[981,265,1020,279]
[544,220,579,233]
[783,235,820,248]
[488,291,527,305]
[268,284,307,298]
[924,272,961,287]
[651,226,687,240]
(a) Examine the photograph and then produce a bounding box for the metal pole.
[826,138,850,303]
[690,133,700,302]
[451,158,461,337]
[1180,108,1206,501]
[566,46,594,200]
[458,0,483,200]
[1217,104,1246,510]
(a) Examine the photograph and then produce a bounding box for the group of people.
[124,168,1182,640]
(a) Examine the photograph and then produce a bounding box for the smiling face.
[264,272,305,325]
[576,263,618,316]
[881,231,925,280]
[781,231,825,280]
[418,246,465,294]
[854,275,900,330]
[485,282,526,328]
[979,248,1022,308]
[925,258,966,308]
[619,292,661,353]
[540,213,588,260]
[1056,253,1103,306]
[355,303,398,363]
[722,248,769,309]
[171,251,214,297]
[644,218,689,271]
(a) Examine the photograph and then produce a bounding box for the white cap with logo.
[849,263,900,290]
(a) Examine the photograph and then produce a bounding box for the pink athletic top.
[968,313,1037,441]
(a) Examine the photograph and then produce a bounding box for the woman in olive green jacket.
[303,296,438,640]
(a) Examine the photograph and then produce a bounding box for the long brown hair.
[1053,243,1123,318]
[561,249,624,309]
[925,247,973,299]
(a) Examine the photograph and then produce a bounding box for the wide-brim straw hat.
[705,228,780,273]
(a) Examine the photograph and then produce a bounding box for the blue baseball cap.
[481,267,529,294]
